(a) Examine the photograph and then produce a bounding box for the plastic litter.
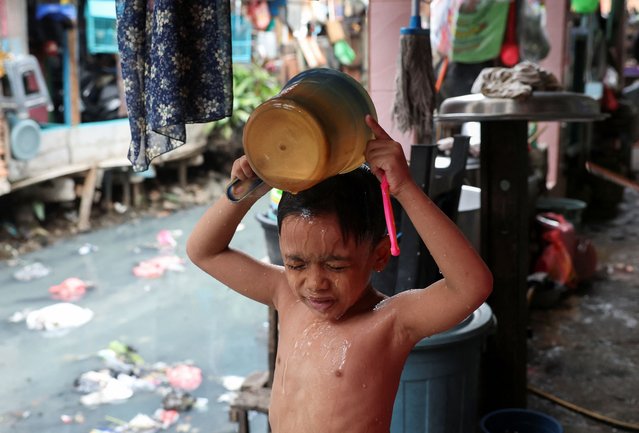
[76,342,207,431]
[49,277,90,301]
[221,375,245,391]
[156,229,178,249]
[78,243,99,255]
[166,364,202,391]
[79,373,134,406]
[126,413,160,430]
[108,340,145,366]
[60,412,85,424]
[162,390,196,412]
[26,302,94,332]
[155,409,180,428]
[132,255,185,278]
[13,262,50,281]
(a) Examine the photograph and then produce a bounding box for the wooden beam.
[480,120,529,410]
[78,166,99,232]
[67,26,81,125]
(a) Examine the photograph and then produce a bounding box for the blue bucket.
[480,409,563,433]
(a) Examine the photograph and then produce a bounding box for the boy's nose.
[305,265,329,291]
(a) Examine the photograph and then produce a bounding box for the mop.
[391,0,438,288]
[391,0,436,144]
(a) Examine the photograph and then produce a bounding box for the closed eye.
[285,263,305,271]
[326,263,348,272]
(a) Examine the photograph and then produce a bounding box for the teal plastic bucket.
[480,408,563,433]
[391,303,495,433]
[536,197,587,227]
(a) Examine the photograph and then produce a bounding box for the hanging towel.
[116,0,233,172]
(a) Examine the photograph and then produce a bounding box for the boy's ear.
[372,235,392,271]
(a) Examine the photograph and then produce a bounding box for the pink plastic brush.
[381,175,400,256]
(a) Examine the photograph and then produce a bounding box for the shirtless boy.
[187,116,493,433]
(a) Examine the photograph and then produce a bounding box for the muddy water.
[0,202,271,433]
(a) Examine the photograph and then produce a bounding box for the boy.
[187,116,492,433]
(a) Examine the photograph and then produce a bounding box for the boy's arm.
[391,181,493,340]
[365,116,493,343]
[186,159,286,308]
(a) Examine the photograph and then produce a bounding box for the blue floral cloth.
[116,0,233,172]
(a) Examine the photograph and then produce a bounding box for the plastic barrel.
[391,303,495,433]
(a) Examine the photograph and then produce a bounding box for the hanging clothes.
[116,0,233,172]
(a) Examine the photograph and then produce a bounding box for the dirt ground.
[527,188,639,433]
[2,164,639,432]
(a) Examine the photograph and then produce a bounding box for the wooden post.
[62,14,81,127]
[67,26,81,125]
[480,120,529,410]
[0,110,9,194]
[78,166,99,232]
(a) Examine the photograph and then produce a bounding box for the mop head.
[392,33,436,144]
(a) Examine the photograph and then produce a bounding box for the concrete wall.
[539,0,570,191]
[368,0,413,156]
[4,0,28,54]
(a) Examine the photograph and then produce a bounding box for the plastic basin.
[480,408,563,433]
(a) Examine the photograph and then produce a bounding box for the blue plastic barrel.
[391,303,495,433]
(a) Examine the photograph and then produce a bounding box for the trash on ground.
[162,390,196,412]
[77,341,207,431]
[156,229,180,250]
[25,302,94,332]
[78,243,99,255]
[220,375,245,391]
[77,371,135,406]
[60,412,85,424]
[49,277,91,301]
[166,364,202,391]
[13,262,50,281]
[132,255,185,278]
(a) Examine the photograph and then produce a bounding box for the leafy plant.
[207,64,281,141]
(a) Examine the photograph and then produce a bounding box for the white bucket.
[457,185,481,251]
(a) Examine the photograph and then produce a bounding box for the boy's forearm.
[395,181,492,293]
[186,194,259,263]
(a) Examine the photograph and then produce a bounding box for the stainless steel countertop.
[436,91,606,122]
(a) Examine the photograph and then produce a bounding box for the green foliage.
[207,64,280,141]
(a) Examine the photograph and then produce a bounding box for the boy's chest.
[274,306,402,384]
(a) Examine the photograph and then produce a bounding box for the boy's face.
[279,213,388,321]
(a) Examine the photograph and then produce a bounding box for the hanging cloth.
[116,0,233,172]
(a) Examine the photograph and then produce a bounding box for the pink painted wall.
[368,0,413,156]
[369,0,570,185]
[539,0,569,191]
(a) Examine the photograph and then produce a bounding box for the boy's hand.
[229,156,271,199]
[364,115,412,195]
[231,155,258,181]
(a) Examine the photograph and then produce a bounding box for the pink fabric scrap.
[49,277,88,301]
[133,255,185,278]
[166,364,203,391]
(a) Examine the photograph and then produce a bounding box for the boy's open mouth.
[305,297,335,313]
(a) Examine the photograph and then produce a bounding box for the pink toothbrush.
[381,175,400,256]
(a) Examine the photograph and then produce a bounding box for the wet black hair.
[277,165,387,246]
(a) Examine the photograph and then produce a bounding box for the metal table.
[436,91,604,409]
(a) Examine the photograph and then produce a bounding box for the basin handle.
[226,177,265,202]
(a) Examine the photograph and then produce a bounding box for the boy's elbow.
[185,235,203,265]
[479,269,493,300]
